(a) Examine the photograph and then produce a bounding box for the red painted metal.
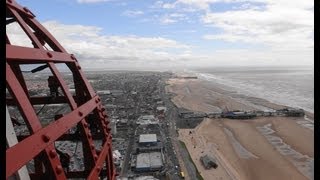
[6,45,75,63]
[6,0,116,179]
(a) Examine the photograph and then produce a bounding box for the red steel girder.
[6,0,116,179]
[6,45,75,63]
[7,96,70,105]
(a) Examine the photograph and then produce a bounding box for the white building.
[139,134,157,145]
[135,152,163,172]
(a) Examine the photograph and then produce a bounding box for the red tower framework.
[6,0,116,179]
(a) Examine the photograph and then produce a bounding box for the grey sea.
[190,66,314,113]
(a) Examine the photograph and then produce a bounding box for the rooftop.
[156,107,167,111]
[134,176,159,180]
[139,134,157,144]
[137,115,158,125]
[136,152,163,169]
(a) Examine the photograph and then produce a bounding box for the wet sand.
[167,77,314,180]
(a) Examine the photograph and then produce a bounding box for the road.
[120,125,136,176]
[160,79,199,180]
[119,76,199,179]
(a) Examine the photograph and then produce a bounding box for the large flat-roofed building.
[136,115,159,125]
[156,107,167,115]
[139,134,157,145]
[135,152,163,172]
[134,176,159,180]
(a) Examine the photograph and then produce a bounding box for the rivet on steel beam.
[56,165,63,174]
[78,111,83,116]
[96,166,101,172]
[23,7,29,12]
[29,11,36,18]
[49,149,57,158]
[47,52,53,58]
[91,144,95,150]
[42,134,50,142]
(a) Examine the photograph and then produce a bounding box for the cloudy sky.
[9,0,314,70]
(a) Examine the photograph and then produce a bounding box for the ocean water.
[190,66,314,113]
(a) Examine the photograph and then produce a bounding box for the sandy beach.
[166,76,314,180]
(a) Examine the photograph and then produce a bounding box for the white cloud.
[205,48,313,67]
[202,0,314,51]
[118,2,127,6]
[175,0,213,10]
[232,2,265,10]
[122,10,144,17]
[198,1,313,67]
[160,13,188,24]
[170,13,185,18]
[77,0,111,4]
[6,22,34,48]
[7,21,194,69]
[6,19,313,70]
[156,0,242,11]
[156,0,313,52]
[156,0,313,13]
[160,17,177,24]
[163,3,176,9]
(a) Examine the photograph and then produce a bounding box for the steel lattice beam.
[6,0,116,179]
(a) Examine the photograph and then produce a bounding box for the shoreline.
[174,70,313,115]
[167,74,314,180]
[166,74,313,120]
